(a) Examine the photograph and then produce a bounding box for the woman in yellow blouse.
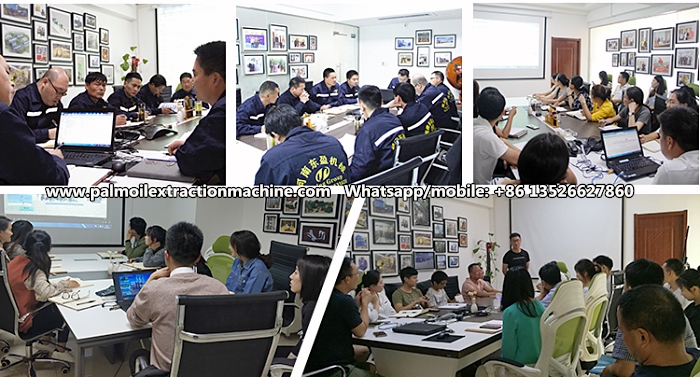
[580,85,616,121]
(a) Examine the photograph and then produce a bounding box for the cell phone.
[373,331,387,338]
[527,124,540,130]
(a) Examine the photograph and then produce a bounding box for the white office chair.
[477,280,587,377]
[580,274,609,366]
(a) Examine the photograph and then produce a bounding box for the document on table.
[438,303,468,310]
[50,295,104,311]
[600,125,622,131]
[391,309,427,318]
[135,150,177,162]
[159,102,178,112]
[565,110,586,120]
[508,127,528,138]
[339,133,356,158]
[96,251,127,259]
[642,140,661,153]
[49,276,94,288]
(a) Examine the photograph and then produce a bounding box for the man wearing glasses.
[10,67,68,143]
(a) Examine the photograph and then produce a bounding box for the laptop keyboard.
[611,158,657,172]
[63,151,109,165]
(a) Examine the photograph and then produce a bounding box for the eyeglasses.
[47,79,68,96]
[61,290,81,300]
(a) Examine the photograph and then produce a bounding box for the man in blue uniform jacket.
[350,85,405,182]
[430,71,457,104]
[392,82,435,137]
[255,104,349,186]
[236,80,279,138]
[68,71,127,125]
[277,76,323,116]
[137,74,173,115]
[10,67,68,143]
[413,73,459,130]
[338,70,359,105]
[309,68,341,108]
[167,41,226,184]
[171,72,210,109]
[107,72,145,121]
[0,55,68,184]
[387,68,410,90]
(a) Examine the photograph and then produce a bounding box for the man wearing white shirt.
[611,71,631,108]
[652,106,699,185]
[473,88,520,184]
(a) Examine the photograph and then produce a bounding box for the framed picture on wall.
[352,232,369,251]
[34,44,48,64]
[635,56,650,74]
[7,61,32,90]
[100,46,109,62]
[397,215,411,232]
[33,4,47,20]
[675,47,697,70]
[399,234,411,251]
[49,39,72,62]
[626,52,635,67]
[289,34,308,50]
[412,230,432,249]
[432,205,443,221]
[458,217,467,232]
[370,198,395,218]
[309,35,317,50]
[298,222,336,249]
[620,53,627,67]
[432,221,444,238]
[33,21,47,42]
[606,38,620,52]
[398,52,412,67]
[399,253,414,270]
[652,27,674,50]
[303,53,314,63]
[434,240,446,253]
[84,13,96,29]
[73,32,84,52]
[448,256,460,268]
[73,53,86,85]
[242,27,268,51]
[279,217,298,235]
[72,13,84,32]
[85,30,99,52]
[283,197,300,215]
[412,198,430,227]
[448,241,459,253]
[88,54,99,68]
[459,233,468,247]
[269,24,287,51]
[35,67,49,81]
[414,251,435,270]
[290,65,307,79]
[262,213,279,233]
[101,64,114,84]
[373,251,398,277]
[624,69,635,78]
[436,255,447,269]
[395,37,413,50]
[416,29,431,45]
[638,27,651,53]
[612,53,619,67]
[445,219,458,238]
[1,4,30,24]
[302,197,339,218]
[354,253,371,274]
[676,20,698,44]
[2,24,32,59]
[244,55,264,75]
[100,28,109,45]
[620,29,636,49]
[397,199,410,214]
[417,46,429,67]
[651,54,673,76]
[677,71,694,86]
[356,209,368,229]
[434,52,451,67]
[289,52,301,64]
[372,219,396,245]
[434,34,456,48]
[236,44,240,65]
[267,54,288,76]
[265,197,282,211]
[48,8,71,39]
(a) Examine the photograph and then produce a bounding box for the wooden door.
[551,38,580,79]
[634,210,687,265]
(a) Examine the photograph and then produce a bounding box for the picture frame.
[606,38,620,52]
[101,64,113,85]
[262,213,279,233]
[395,37,413,50]
[676,20,698,44]
[436,254,447,270]
[638,28,651,53]
[635,56,650,74]
[72,13,83,32]
[290,65,307,79]
[49,39,72,63]
[399,253,414,270]
[412,230,432,249]
[356,209,368,229]
[84,13,96,29]
[397,199,410,214]
[236,44,240,65]
[626,52,635,67]
[652,27,674,50]
[267,54,288,76]
[33,21,47,42]
[35,66,49,81]
[302,197,339,218]
[265,197,282,211]
[48,7,71,39]
[283,197,300,215]
[354,253,371,274]
[448,241,459,253]
[7,61,32,90]
[620,29,636,49]
[84,30,98,52]
[236,18,239,41]
[352,232,369,251]
[370,198,395,218]
[675,47,697,70]
[677,71,694,86]
[432,205,443,221]
[432,221,445,239]
[416,29,432,45]
[2,24,32,59]
[298,222,336,249]
[612,53,619,67]
[651,54,673,77]
[99,27,109,45]
[620,53,627,67]
[435,52,452,67]
[1,4,31,24]
[448,256,460,268]
[303,52,314,63]
[32,4,47,20]
[51,64,72,85]
[289,52,301,64]
[434,240,446,253]
[372,219,396,245]
[399,234,411,251]
[444,219,458,238]
[459,233,468,247]
[100,46,109,62]
[33,43,48,64]
[73,52,86,85]
[88,54,99,68]
[73,32,84,52]
[458,217,467,232]
[412,198,430,227]
[417,46,429,67]
[242,27,268,51]
[279,217,298,235]
[289,34,308,50]
[398,52,412,67]
[624,69,635,79]
[414,251,435,270]
[244,55,265,75]
[309,35,317,50]
[269,24,287,51]
[434,34,456,49]
[374,251,399,277]
[397,215,411,232]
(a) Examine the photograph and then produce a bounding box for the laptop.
[55,109,117,167]
[112,270,154,311]
[380,89,395,104]
[392,322,447,336]
[601,128,660,181]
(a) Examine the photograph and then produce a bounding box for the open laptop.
[55,109,116,167]
[601,127,660,181]
[112,270,154,311]
[380,89,395,104]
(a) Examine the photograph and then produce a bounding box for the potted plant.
[472,233,500,281]
[120,46,148,81]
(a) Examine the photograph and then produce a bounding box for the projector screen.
[2,195,124,246]
[510,198,623,278]
[473,11,546,80]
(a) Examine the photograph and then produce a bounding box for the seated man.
[277,76,323,116]
[430,71,456,104]
[123,217,147,260]
[662,258,690,307]
[167,41,226,184]
[170,72,205,107]
[387,68,409,90]
[0,55,68,184]
[107,72,145,121]
[349,85,405,182]
[536,262,562,307]
[339,70,359,105]
[309,68,341,108]
[392,82,435,137]
[617,285,700,376]
[68,71,127,125]
[236,80,278,137]
[653,106,699,185]
[126,221,229,373]
[413,73,459,130]
[392,267,429,311]
[473,87,520,184]
[10,67,67,143]
[137,74,173,115]
[509,133,577,184]
[255,104,348,186]
[461,263,500,298]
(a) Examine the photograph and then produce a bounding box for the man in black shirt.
[502,232,530,274]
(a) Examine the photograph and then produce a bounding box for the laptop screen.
[113,271,153,302]
[57,111,114,149]
[602,128,642,160]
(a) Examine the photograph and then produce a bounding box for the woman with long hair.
[4,220,33,260]
[541,74,569,106]
[225,230,273,294]
[574,258,602,295]
[0,216,12,257]
[581,85,615,121]
[500,266,546,364]
[533,73,560,100]
[599,87,653,134]
[356,270,397,322]
[641,85,699,143]
[597,71,611,88]
[567,75,593,111]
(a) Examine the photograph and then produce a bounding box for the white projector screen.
[473,11,546,80]
[510,198,623,278]
[2,195,124,246]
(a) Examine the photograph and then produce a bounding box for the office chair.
[206,253,235,285]
[416,280,431,295]
[607,74,613,83]
[160,85,172,103]
[444,276,460,300]
[354,156,422,185]
[628,76,636,86]
[0,251,71,376]
[692,358,700,377]
[212,235,231,254]
[477,280,587,377]
[269,241,308,337]
[604,272,624,345]
[579,276,609,371]
[383,283,401,308]
[394,129,443,185]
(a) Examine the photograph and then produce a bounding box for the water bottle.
[493,293,502,312]
[470,298,479,314]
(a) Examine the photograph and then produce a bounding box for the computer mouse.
[111,160,126,173]
[437,332,450,339]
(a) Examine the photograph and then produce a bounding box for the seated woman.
[500,266,546,365]
[574,258,601,295]
[598,87,652,134]
[595,71,612,89]
[580,85,615,122]
[0,216,13,259]
[567,76,593,111]
[7,230,79,362]
[4,220,33,260]
[504,133,577,184]
[533,73,560,100]
[541,74,569,106]
[225,230,273,294]
[641,85,698,143]
[131,226,166,268]
[357,270,396,322]
[645,75,668,112]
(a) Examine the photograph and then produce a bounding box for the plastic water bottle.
[493,293,502,312]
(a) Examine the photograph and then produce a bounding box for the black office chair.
[113,85,124,95]
[236,88,242,108]
[0,251,71,376]
[604,271,625,345]
[268,241,308,337]
[426,116,461,184]
[444,276,460,300]
[416,280,431,295]
[160,85,172,103]
[354,156,422,185]
[394,129,443,185]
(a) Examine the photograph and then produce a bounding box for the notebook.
[126,160,194,183]
[601,128,660,181]
[112,270,154,311]
[392,322,446,336]
[55,110,116,167]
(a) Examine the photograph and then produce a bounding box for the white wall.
[235,7,359,99]
[359,18,461,97]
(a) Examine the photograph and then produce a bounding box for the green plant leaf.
[119,62,129,72]
[142,59,148,64]
[130,46,137,51]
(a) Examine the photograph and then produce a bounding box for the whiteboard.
[510,198,623,278]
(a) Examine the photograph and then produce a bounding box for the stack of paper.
[642,140,661,153]
[49,295,104,311]
[565,110,586,120]
[438,303,468,310]
[338,134,356,158]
